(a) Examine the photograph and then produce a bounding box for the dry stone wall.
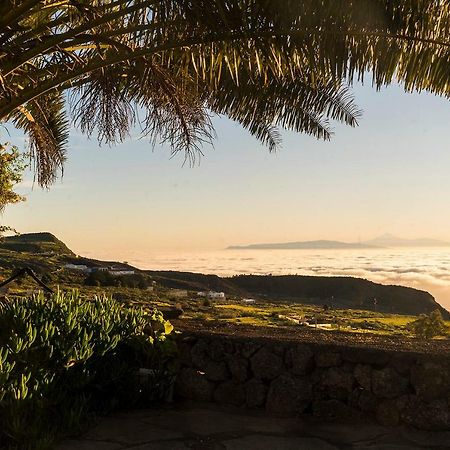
[175,332,450,430]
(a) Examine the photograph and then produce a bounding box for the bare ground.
[174,319,450,355]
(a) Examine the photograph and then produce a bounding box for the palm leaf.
[0,0,448,184]
[10,90,68,186]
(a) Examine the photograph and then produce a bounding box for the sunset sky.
[3,81,450,258]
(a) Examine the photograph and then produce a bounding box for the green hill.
[146,270,450,319]
[0,232,447,319]
[0,232,74,255]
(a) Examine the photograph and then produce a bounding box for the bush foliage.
[84,271,152,289]
[0,291,176,450]
[407,309,447,339]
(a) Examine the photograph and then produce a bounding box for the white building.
[207,291,226,300]
[242,298,256,304]
[64,264,91,273]
[109,270,135,276]
[197,291,226,300]
[169,289,188,298]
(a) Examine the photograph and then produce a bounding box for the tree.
[0,1,449,186]
[0,141,27,235]
[407,310,447,339]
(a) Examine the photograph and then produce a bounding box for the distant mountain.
[363,233,450,248]
[227,240,379,250]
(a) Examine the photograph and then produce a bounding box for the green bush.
[406,309,447,339]
[84,271,152,289]
[0,291,176,450]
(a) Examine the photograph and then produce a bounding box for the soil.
[173,318,450,355]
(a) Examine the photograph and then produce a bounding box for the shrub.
[84,272,152,289]
[0,291,176,449]
[406,309,447,339]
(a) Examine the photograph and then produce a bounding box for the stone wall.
[175,332,450,430]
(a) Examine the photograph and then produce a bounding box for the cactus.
[0,290,176,449]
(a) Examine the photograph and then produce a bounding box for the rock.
[176,368,214,401]
[402,397,450,430]
[224,435,338,450]
[241,341,262,358]
[160,306,183,320]
[357,390,378,412]
[245,379,267,408]
[315,352,341,368]
[372,368,409,399]
[411,362,450,401]
[177,341,193,367]
[342,348,390,367]
[312,399,353,420]
[226,354,249,382]
[390,353,417,376]
[209,338,234,360]
[286,344,314,375]
[270,344,286,357]
[250,347,283,381]
[376,400,400,426]
[320,367,354,400]
[191,339,210,368]
[205,360,229,381]
[266,374,312,414]
[354,364,372,390]
[214,381,246,406]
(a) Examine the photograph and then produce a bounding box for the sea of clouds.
[120,248,450,310]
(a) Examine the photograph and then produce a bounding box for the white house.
[109,270,135,276]
[170,289,188,298]
[197,291,226,300]
[207,291,226,300]
[242,298,256,304]
[64,264,91,273]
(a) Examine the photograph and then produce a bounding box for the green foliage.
[0,232,74,255]
[0,291,176,450]
[0,1,448,184]
[0,143,28,238]
[407,310,447,339]
[0,142,26,212]
[84,271,152,289]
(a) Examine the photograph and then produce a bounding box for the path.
[58,403,450,449]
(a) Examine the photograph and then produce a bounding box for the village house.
[197,291,226,300]
[64,264,91,273]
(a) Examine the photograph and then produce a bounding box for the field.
[56,284,450,339]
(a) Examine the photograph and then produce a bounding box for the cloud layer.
[124,248,450,310]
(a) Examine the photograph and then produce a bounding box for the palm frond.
[0,0,448,185]
[10,90,68,186]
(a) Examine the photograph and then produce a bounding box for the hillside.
[146,270,449,319]
[0,232,448,318]
[0,232,74,255]
[227,274,449,318]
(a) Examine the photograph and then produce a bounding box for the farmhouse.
[64,264,91,273]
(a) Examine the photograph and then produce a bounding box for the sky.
[3,81,450,258]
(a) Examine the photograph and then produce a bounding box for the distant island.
[362,233,450,248]
[228,233,450,250]
[227,240,378,250]
[0,232,449,318]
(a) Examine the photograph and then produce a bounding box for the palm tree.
[0,1,449,186]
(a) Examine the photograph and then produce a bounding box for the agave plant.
[0,1,448,186]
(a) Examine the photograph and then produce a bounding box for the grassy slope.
[0,232,449,340]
